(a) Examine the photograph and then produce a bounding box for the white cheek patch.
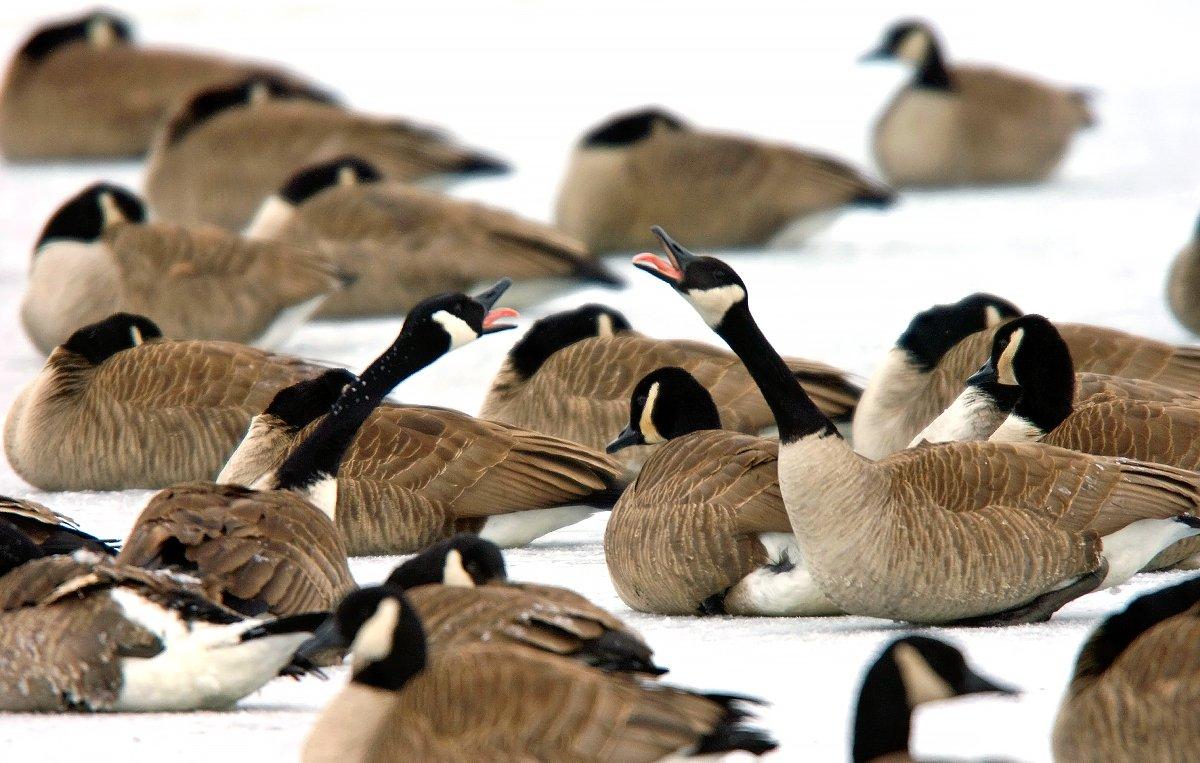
[337,166,358,186]
[597,313,614,338]
[244,196,296,239]
[638,382,663,444]
[442,549,475,588]
[896,29,930,63]
[984,305,1004,327]
[893,643,954,705]
[88,19,116,49]
[130,326,145,347]
[249,82,270,106]
[997,328,1024,386]
[351,598,401,670]
[98,193,127,228]
[432,310,479,349]
[686,285,746,327]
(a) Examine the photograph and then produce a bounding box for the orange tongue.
[483,307,519,328]
[632,252,682,280]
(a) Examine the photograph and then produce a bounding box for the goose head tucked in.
[385,535,509,590]
[246,155,383,239]
[163,75,340,148]
[35,182,146,253]
[18,10,133,63]
[57,312,163,366]
[311,586,426,690]
[506,303,632,381]
[606,366,721,452]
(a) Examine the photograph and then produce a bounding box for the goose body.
[0,496,116,556]
[1167,215,1200,335]
[247,157,618,317]
[855,293,1200,458]
[864,20,1093,186]
[0,11,321,160]
[5,313,326,491]
[145,78,509,231]
[635,228,1200,624]
[301,587,775,762]
[481,304,860,476]
[554,107,893,254]
[0,550,324,712]
[21,183,346,354]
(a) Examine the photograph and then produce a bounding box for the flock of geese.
[0,8,1198,762]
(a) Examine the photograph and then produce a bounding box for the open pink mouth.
[632,252,682,282]
[483,307,520,329]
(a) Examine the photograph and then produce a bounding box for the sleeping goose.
[20,183,348,354]
[301,586,776,762]
[862,19,1094,186]
[0,10,324,160]
[1053,574,1200,762]
[854,293,1200,458]
[554,106,893,254]
[0,542,326,712]
[634,227,1200,625]
[0,495,116,556]
[144,77,509,231]
[480,303,860,476]
[605,367,839,616]
[246,156,619,317]
[118,284,517,616]
[5,312,327,491]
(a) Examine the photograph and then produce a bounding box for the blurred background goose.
[0,495,116,557]
[0,10,323,160]
[21,183,349,354]
[144,77,509,231]
[554,106,893,253]
[1167,213,1200,335]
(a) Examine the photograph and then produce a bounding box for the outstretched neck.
[713,303,838,443]
[852,658,913,763]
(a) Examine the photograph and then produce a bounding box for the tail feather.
[693,692,777,756]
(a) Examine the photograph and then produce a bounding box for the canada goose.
[854,293,1200,459]
[304,535,663,674]
[144,77,509,231]
[1053,574,1200,762]
[634,227,1200,624]
[0,546,326,712]
[218,335,623,556]
[554,107,893,254]
[0,495,116,556]
[301,586,776,762]
[853,636,1016,763]
[1167,214,1200,335]
[605,367,840,616]
[245,156,620,317]
[21,183,348,355]
[480,303,861,476]
[861,19,1094,186]
[0,10,325,160]
[6,312,328,491]
[119,284,518,616]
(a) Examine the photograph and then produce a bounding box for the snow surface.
[1,1,1199,760]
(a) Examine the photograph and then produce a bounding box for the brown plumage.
[866,20,1093,186]
[117,482,354,616]
[0,11,322,160]
[144,78,508,231]
[22,184,346,354]
[5,313,325,491]
[554,107,892,254]
[0,496,116,556]
[246,158,615,318]
[482,306,860,476]
[1167,217,1200,336]
[1053,575,1200,762]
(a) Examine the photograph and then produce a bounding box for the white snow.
[1,0,1199,760]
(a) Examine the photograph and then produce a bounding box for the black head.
[164,76,339,146]
[278,156,383,205]
[35,183,146,251]
[326,586,427,690]
[580,107,688,148]
[398,280,519,359]
[896,293,1022,372]
[607,367,721,453]
[633,226,749,330]
[508,304,631,380]
[19,10,132,63]
[60,313,163,365]
[263,369,358,430]
[861,19,938,64]
[968,314,1075,433]
[384,535,508,590]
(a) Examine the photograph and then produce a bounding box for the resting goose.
[21,183,348,354]
[0,495,116,556]
[119,284,517,615]
[246,156,619,317]
[481,303,860,476]
[301,586,776,762]
[554,106,893,254]
[0,10,324,160]
[855,293,1200,458]
[862,19,1094,186]
[634,227,1200,625]
[605,366,840,616]
[144,77,509,231]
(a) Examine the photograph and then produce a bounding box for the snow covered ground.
[1,1,1200,760]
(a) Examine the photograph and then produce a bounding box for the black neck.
[852,654,913,763]
[714,304,837,443]
[1010,349,1076,435]
[914,44,952,90]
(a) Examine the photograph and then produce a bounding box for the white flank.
[252,294,328,350]
[988,414,1045,443]
[686,284,746,328]
[723,533,842,616]
[1099,518,1200,588]
[243,196,296,240]
[765,210,841,249]
[910,386,1004,446]
[23,240,119,350]
[479,506,598,548]
[432,310,478,349]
